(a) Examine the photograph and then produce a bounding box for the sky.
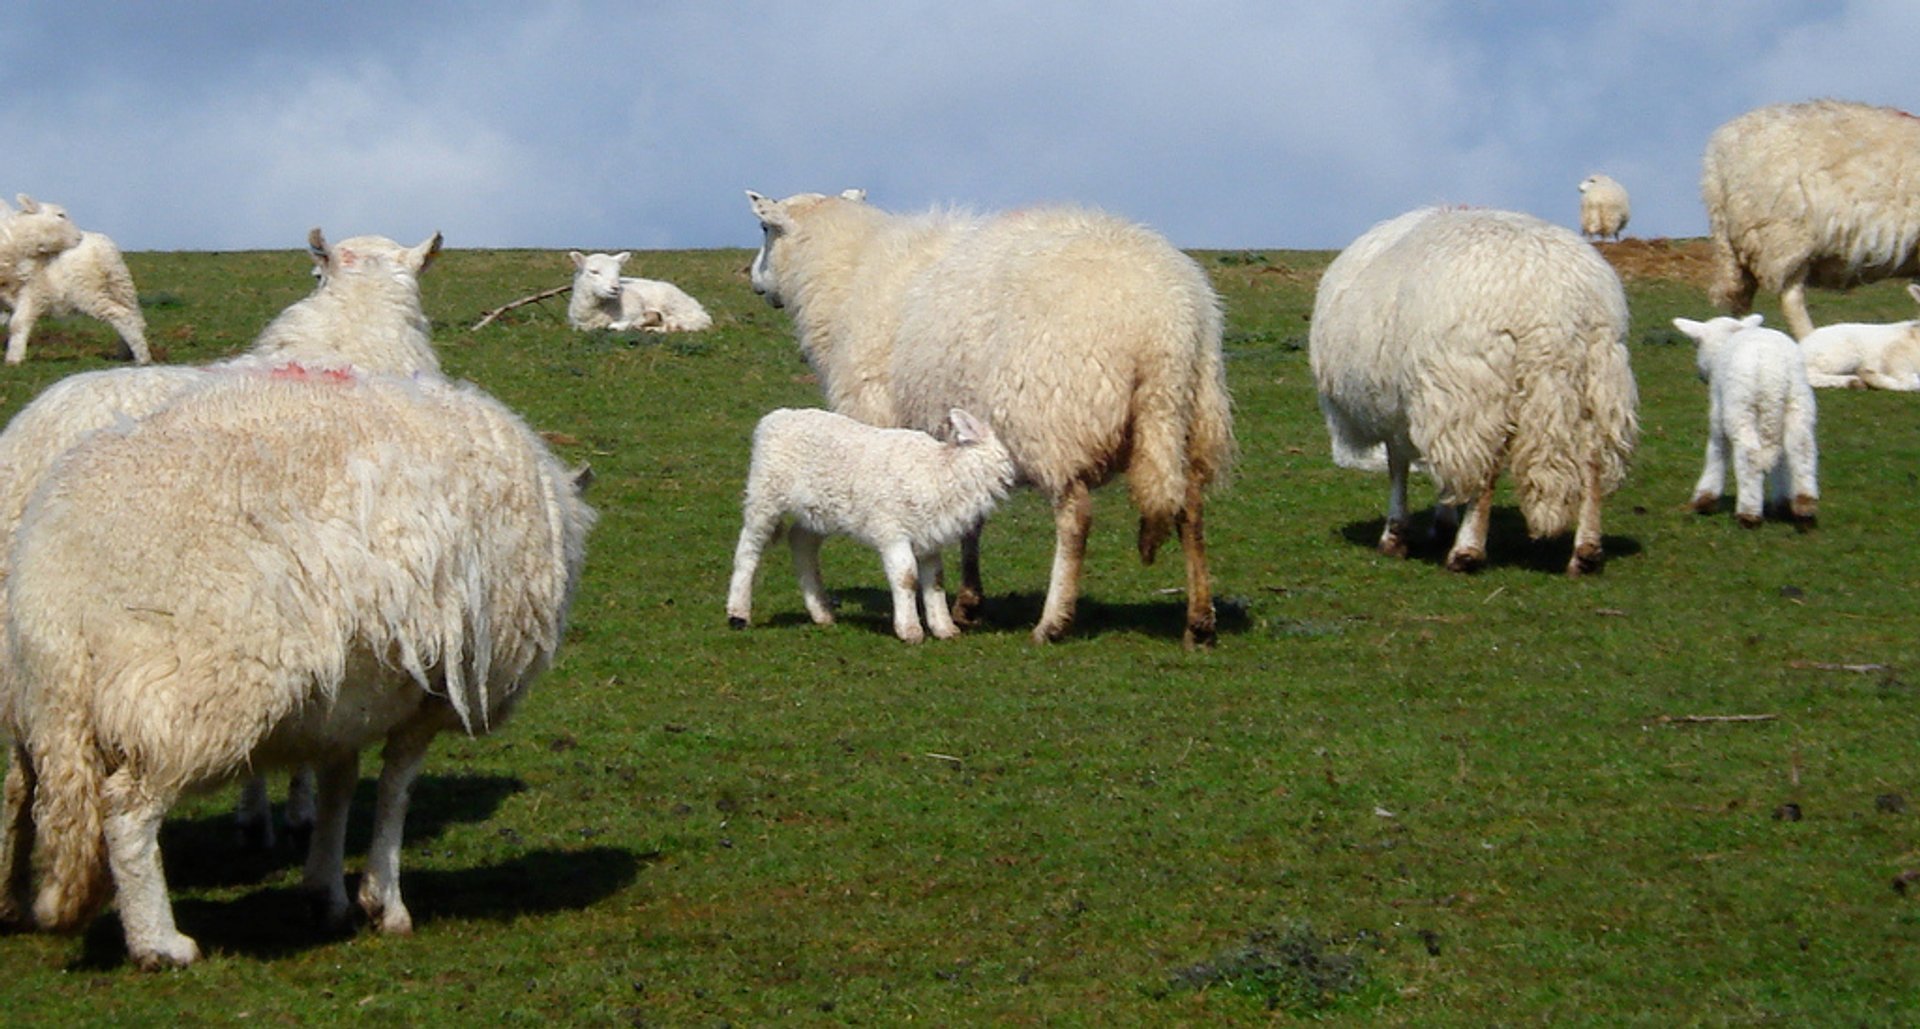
[3,1,1917,254]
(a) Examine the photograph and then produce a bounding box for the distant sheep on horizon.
[1578,173,1630,242]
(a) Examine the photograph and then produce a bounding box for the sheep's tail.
[1132,295,1234,564]
[27,658,113,931]
[1506,314,1637,538]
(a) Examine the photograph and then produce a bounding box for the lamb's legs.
[878,540,927,643]
[1569,456,1607,576]
[1689,423,1729,515]
[4,293,41,365]
[1378,442,1415,557]
[1178,475,1216,649]
[1445,482,1497,573]
[1035,480,1092,643]
[916,550,960,640]
[1731,436,1767,527]
[1783,408,1820,523]
[101,769,198,969]
[358,720,437,936]
[301,751,360,928]
[104,307,150,364]
[725,509,779,629]
[951,527,985,626]
[0,745,36,925]
[788,525,835,625]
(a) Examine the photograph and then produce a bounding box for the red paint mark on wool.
[266,362,358,385]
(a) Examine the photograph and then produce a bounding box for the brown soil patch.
[1594,237,1715,289]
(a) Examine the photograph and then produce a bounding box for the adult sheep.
[0,200,150,365]
[7,368,594,969]
[1577,174,1630,241]
[1702,98,1920,340]
[1310,206,1638,574]
[745,190,1234,646]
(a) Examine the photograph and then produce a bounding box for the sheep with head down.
[5,368,594,969]
[1577,173,1630,242]
[1310,206,1638,574]
[745,190,1234,647]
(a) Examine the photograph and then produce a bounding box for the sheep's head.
[745,189,865,309]
[4,194,83,257]
[568,251,630,300]
[309,228,443,289]
[1673,313,1764,380]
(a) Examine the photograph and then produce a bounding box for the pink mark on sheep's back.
[266,362,358,385]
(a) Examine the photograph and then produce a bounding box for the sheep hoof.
[727,615,748,630]
[896,627,926,644]
[1445,548,1484,573]
[1030,621,1069,645]
[1736,512,1764,529]
[1568,545,1604,577]
[1377,530,1410,559]
[1790,495,1819,524]
[951,590,985,627]
[132,933,201,970]
[1183,619,1218,650]
[1686,492,1720,514]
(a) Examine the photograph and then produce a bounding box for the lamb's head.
[307,227,443,290]
[568,251,630,300]
[1578,174,1611,195]
[744,189,865,309]
[1673,313,1765,380]
[2,194,83,258]
[946,408,1017,491]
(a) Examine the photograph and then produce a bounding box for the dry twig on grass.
[1648,713,1778,726]
[471,284,571,331]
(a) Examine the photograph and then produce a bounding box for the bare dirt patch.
[1594,238,1715,289]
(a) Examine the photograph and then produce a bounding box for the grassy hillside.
[1,237,1916,1023]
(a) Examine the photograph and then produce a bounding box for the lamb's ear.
[1907,282,1920,306]
[0,196,11,216]
[1671,317,1703,338]
[949,408,986,445]
[307,228,332,270]
[408,231,444,273]
[1740,313,1765,329]
[613,251,631,267]
[839,188,867,202]
[746,190,789,229]
[568,250,587,270]
[16,194,38,213]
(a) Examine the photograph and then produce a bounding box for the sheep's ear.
[307,228,331,269]
[747,190,788,229]
[571,464,596,495]
[839,188,867,202]
[15,194,37,213]
[568,250,587,270]
[1740,313,1765,329]
[408,231,444,273]
[1906,281,1920,306]
[612,251,631,267]
[1671,317,1703,338]
[949,408,987,445]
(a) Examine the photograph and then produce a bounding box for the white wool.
[6,370,594,968]
[1672,314,1819,525]
[1310,206,1639,575]
[0,196,82,314]
[567,250,712,333]
[0,227,149,365]
[726,407,1014,643]
[745,190,1233,646]
[1797,282,1920,390]
[245,228,443,374]
[1703,99,1920,339]
[1578,174,1630,241]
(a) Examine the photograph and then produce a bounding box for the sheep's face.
[570,252,629,300]
[4,195,82,257]
[311,229,443,290]
[746,194,792,308]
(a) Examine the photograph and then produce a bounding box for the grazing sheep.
[0,216,150,365]
[1310,206,1638,574]
[726,407,1015,643]
[0,229,445,920]
[1578,173,1630,241]
[0,196,82,301]
[1672,314,1819,526]
[566,251,712,332]
[7,368,594,969]
[745,190,1233,646]
[1703,99,1920,340]
[1797,282,1920,389]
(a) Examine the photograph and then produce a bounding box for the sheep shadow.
[809,585,1252,643]
[73,845,652,968]
[1338,506,1643,574]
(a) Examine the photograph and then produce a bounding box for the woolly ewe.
[1311,206,1638,574]
[567,250,712,333]
[1672,314,1819,526]
[1703,99,1920,339]
[1797,282,1920,390]
[6,369,594,969]
[726,407,1015,643]
[745,190,1233,646]
[1577,174,1630,241]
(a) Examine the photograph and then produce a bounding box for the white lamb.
[1310,206,1639,575]
[746,191,1234,647]
[1578,173,1630,242]
[0,195,82,304]
[5,368,594,969]
[0,199,150,365]
[1672,314,1819,526]
[0,228,445,913]
[1703,99,1920,340]
[566,250,712,332]
[726,407,1015,643]
[1797,282,1920,390]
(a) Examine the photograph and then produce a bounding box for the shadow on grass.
[1338,505,1643,573]
[805,586,1252,643]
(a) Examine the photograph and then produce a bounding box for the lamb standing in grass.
[1797,282,1920,389]
[746,190,1233,646]
[1578,174,1630,241]
[1673,314,1819,526]
[0,198,149,365]
[727,407,1014,643]
[1311,206,1638,574]
[567,250,711,332]
[0,196,81,309]
[1703,99,1920,340]
[7,369,594,969]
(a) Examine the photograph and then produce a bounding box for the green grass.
[3,242,1920,1023]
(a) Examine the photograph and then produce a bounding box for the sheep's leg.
[4,293,41,365]
[1689,424,1728,514]
[788,525,835,625]
[106,309,150,364]
[101,768,198,969]
[1445,481,1497,573]
[284,764,317,852]
[1035,481,1092,643]
[1177,475,1216,649]
[1783,411,1820,524]
[1779,271,1816,340]
[1378,443,1415,557]
[1568,456,1607,576]
[301,751,360,928]
[951,527,985,627]
[0,744,36,925]
[878,540,927,643]
[1731,440,1767,527]
[234,774,276,850]
[358,720,437,936]
[725,510,779,629]
[916,550,960,640]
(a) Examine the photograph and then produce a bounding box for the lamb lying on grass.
[726,407,1014,643]
[1797,283,1920,390]
[567,250,711,332]
[0,196,149,364]
[1673,314,1819,526]
[7,368,594,970]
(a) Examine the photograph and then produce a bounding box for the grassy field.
[1,235,1918,1024]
